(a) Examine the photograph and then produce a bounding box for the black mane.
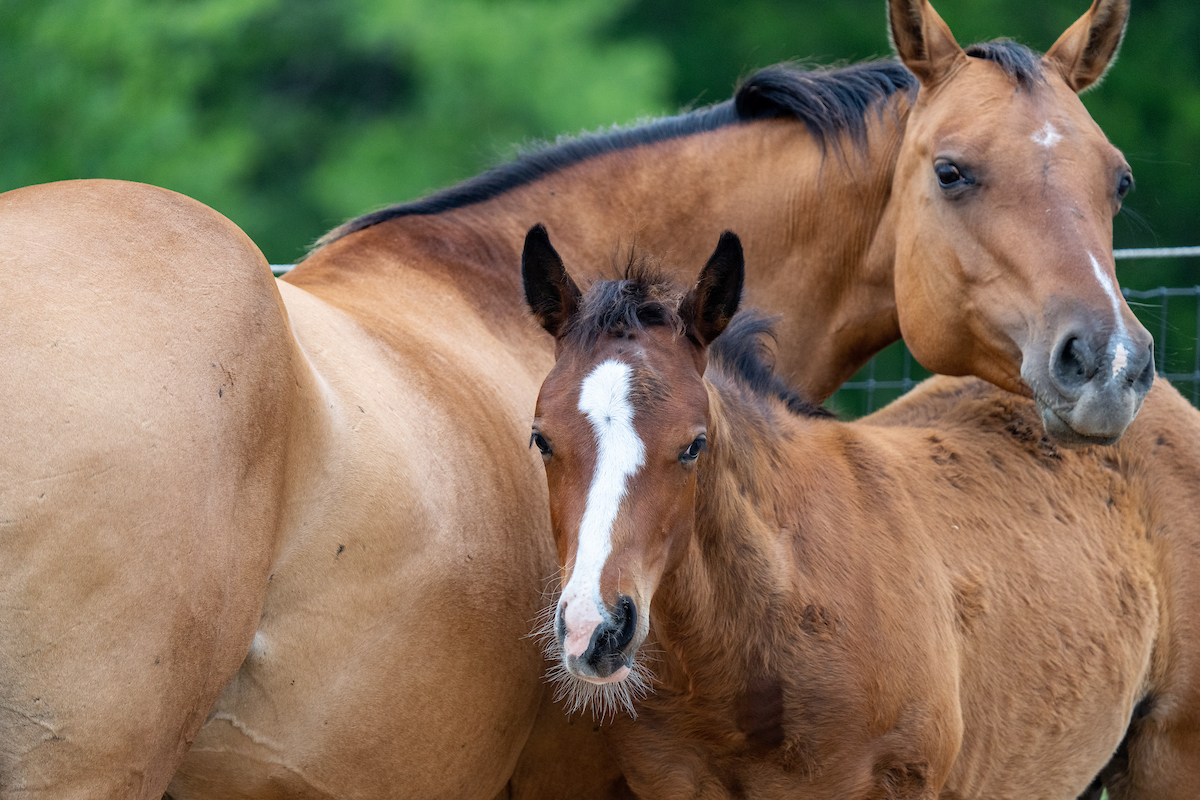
[708,312,832,420]
[313,59,916,249]
[314,40,1045,251]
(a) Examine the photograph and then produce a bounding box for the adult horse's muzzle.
[1025,324,1154,448]
[558,594,639,684]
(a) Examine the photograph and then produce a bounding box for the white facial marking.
[1089,251,1134,379]
[1032,121,1063,149]
[560,360,644,658]
[1089,252,1128,337]
[1112,342,1129,379]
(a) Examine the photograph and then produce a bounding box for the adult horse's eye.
[531,431,552,457]
[934,160,968,188]
[680,434,706,464]
[1116,171,1133,200]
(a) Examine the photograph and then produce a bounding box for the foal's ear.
[887,0,967,85]
[522,224,581,339]
[681,231,744,347]
[1044,0,1129,93]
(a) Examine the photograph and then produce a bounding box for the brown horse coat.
[525,239,1200,799]
[0,180,292,797]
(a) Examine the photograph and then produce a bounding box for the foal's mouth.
[569,662,632,685]
[534,598,654,720]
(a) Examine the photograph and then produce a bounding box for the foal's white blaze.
[560,359,644,659]
[1032,121,1063,149]
[1088,251,1134,379]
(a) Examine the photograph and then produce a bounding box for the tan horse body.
[0,180,292,797]
[524,233,1200,799]
[0,0,1169,797]
[169,220,559,797]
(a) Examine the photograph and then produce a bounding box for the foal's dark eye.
[1116,172,1133,200]
[680,435,706,464]
[531,431,552,457]
[934,160,968,189]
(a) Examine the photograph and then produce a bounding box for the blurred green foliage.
[2,0,1197,282]
[0,0,671,261]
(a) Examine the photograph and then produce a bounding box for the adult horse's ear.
[681,231,744,347]
[1044,0,1129,93]
[522,224,581,339]
[887,0,966,85]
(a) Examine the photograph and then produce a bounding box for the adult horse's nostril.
[1131,341,1155,391]
[1050,334,1096,394]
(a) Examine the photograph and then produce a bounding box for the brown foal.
[525,227,1200,799]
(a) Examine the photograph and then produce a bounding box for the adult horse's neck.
[293,83,912,400]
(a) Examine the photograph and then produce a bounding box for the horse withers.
[523,226,1200,798]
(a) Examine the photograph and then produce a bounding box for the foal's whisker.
[528,594,656,723]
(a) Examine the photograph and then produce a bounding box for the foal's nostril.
[613,595,637,653]
[584,595,638,673]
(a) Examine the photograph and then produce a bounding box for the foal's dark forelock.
[564,268,829,420]
[562,266,686,351]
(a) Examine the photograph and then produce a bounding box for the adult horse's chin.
[1036,399,1128,448]
[1025,349,1154,448]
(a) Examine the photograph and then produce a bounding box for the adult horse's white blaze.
[560,359,644,665]
[1088,251,1134,379]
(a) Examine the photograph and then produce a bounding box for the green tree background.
[2,0,1196,287]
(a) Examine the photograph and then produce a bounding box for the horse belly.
[168,282,555,799]
[0,180,292,798]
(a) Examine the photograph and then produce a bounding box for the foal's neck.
[651,378,816,688]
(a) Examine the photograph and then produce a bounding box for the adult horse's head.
[888,0,1152,446]
[522,224,742,716]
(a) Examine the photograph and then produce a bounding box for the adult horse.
[0,0,1152,797]
[310,0,1150,448]
[522,227,1200,799]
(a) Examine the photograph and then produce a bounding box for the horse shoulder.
[171,251,556,798]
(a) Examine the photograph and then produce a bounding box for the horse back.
[0,180,296,798]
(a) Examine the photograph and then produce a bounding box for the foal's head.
[887,0,1153,446]
[523,224,742,716]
